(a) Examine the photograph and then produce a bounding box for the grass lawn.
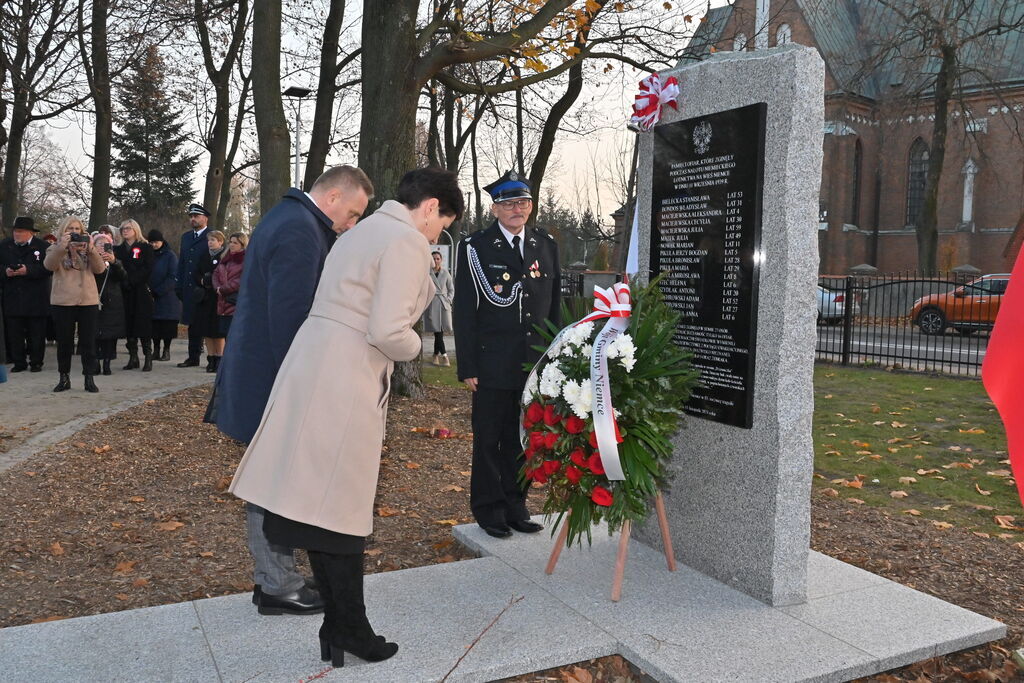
[422,359,1020,539]
[813,364,1020,539]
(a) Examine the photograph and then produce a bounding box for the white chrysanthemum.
[539,363,566,397]
[605,341,620,359]
[565,321,594,347]
[561,342,579,358]
[614,408,622,419]
[561,379,581,405]
[570,400,590,419]
[578,379,593,406]
[620,355,636,373]
[615,334,636,357]
[580,343,593,358]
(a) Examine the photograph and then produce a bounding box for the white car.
[817,286,849,324]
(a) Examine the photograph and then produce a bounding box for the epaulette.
[532,226,554,240]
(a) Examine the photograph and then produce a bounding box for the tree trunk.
[918,45,955,275]
[359,0,423,397]
[252,0,290,217]
[88,0,112,231]
[2,103,29,230]
[202,81,231,218]
[303,0,345,189]
[529,60,584,218]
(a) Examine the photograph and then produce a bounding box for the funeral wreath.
[520,279,698,547]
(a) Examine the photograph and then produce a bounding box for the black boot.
[313,551,398,667]
[123,339,139,370]
[159,341,171,362]
[204,354,214,372]
[177,356,200,367]
[206,355,220,373]
[53,373,71,392]
[102,359,111,376]
[141,339,153,372]
[84,375,98,393]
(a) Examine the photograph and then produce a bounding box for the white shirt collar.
[194,226,208,238]
[498,223,525,257]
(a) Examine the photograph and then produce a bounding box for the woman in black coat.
[91,233,126,375]
[147,230,181,362]
[114,219,155,371]
[192,230,227,372]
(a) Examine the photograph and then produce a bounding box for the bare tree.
[856,0,1024,274]
[252,0,290,215]
[0,0,90,230]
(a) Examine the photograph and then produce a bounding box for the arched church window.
[775,24,792,45]
[733,32,748,51]
[851,139,862,226]
[906,138,929,226]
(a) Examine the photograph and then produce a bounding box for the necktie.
[512,235,523,264]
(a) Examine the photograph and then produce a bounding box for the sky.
[33,0,730,227]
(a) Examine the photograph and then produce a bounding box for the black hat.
[483,170,532,203]
[187,203,211,217]
[147,229,165,243]
[12,216,38,232]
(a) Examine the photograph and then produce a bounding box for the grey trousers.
[245,503,305,595]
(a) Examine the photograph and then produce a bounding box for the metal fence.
[815,270,1010,376]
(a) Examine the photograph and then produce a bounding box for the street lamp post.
[283,86,312,189]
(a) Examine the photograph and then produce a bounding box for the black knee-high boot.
[141,338,153,372]
[310,551,397,667]
[307,552,337,663]
[123,338,140,370]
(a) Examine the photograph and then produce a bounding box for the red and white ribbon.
[629,74,680,132]
[586,284,631,480]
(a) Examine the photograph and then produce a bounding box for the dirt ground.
[0,384,1021,682]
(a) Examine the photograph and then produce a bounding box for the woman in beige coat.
[230,167,464,667]
[44,216,105,392]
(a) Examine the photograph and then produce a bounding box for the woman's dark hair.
[396,167,464,220]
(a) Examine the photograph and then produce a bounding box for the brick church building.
[684,0,1024,274]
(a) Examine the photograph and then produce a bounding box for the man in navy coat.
[176,204,212,367]
[213,165,373,615]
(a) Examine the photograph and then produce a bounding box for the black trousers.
[52,305,98,375]
[4,315,46,367]
[187,322,203,360]
[433,332,446,355]
[96,338,118,361]
[470,385,530,527]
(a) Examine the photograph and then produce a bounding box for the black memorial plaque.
[649,102,766,429]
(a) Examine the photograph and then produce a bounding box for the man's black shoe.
[252,585,261,605]
[256,585,324,615]
[480,523,513,539]
[176,357,200,368]
[10,364,27,373]
[508,519,544,533]
[29,365,42,373]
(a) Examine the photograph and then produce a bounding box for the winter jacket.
[44,242,105,306]
[212,248,245,317]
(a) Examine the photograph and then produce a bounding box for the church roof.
[683,0,1024,100]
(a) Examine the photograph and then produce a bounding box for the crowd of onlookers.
[0,203,247,390]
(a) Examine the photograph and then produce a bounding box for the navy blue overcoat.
[213,189,336,443]
[150,244,181,322]
[176,228,210,325]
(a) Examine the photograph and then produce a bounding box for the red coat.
[212,248,245,316]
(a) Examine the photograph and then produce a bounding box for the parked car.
[910,273,1010,335]
[817,286,851,324]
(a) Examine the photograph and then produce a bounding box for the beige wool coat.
[229,201,433,537]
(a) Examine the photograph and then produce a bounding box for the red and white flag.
[982,248,1024,508]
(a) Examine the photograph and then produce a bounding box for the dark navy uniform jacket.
[453,221,561,391]
[176,227,210,325]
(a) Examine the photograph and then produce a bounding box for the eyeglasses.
[497,199,532,210]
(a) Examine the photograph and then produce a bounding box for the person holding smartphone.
[0,216,52,373]
[92,232,126,376]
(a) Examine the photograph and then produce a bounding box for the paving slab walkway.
[0,339,213,472]
[0,517,1005,682]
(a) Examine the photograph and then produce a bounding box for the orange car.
[911,274,1010,335]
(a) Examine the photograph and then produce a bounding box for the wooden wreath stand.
[544,491,676,602]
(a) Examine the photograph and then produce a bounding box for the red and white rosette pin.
[629,73,680,132]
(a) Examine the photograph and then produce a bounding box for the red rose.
[543,404,562,426]
[569,448,587,468]
[543,432,559,450]
[587,452,606,475]
[526,466,547,484]
[565,415,586,434]
[529,431,546,450]
[542,460,561,476]
[526,402,544,424]
[524,446,537,460]
[523,416,535,430]
[565,465,583,484]
[587,431,598,448]
[591,485,613,506]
